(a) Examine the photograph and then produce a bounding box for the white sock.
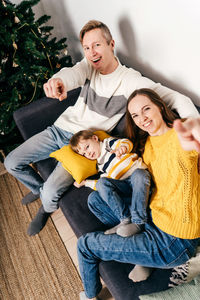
[79,291,100,300]
[128,265,152,282]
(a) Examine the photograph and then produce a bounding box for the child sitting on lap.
[70,130,151,237]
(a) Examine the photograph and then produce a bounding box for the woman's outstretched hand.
[173,118,200,152]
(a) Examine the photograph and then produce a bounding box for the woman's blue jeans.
[94,169,151,224]
[77,209,199,298]
[4,125,74,212]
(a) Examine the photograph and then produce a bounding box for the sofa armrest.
[13,88,81,140]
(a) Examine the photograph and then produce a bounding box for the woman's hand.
[73,180,86,188]
[173,118,200,152]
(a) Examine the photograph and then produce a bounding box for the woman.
[78,88,200,300]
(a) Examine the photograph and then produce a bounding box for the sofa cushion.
[13,88,81,141]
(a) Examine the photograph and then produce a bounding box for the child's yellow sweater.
[143,128,200,239]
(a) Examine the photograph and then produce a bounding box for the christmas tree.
[0,0,73,155]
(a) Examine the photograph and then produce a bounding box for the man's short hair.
[79,20,113,45]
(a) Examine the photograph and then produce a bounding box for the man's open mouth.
[92,58,101,63]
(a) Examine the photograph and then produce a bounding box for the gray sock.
[116,223,142,237]
[27,205,50,236]
[129,265,153,282]
[104,218,130,235]
[21,192,39,205]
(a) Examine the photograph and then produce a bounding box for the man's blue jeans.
[93,168,151,224]
[77,210,199,298]
[4,125,74,212]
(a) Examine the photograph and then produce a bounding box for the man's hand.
[43,78,67,101]
[173,118,200,152]
[111,145,128,159]
[73,180,86,188]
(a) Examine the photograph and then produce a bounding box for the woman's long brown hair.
[126,88,178,156]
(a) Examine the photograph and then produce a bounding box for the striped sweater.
[85,137,146,190]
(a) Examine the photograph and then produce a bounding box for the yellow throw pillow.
[50,130,110,184]
[94,130,110,141]
[50,145,97,184]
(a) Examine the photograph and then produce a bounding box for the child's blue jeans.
[91,168,151,224]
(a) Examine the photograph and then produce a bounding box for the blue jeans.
[77,217,199,298]
[93,169,151,224]
[4,125,74,212]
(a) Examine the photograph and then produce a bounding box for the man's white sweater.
[53,58,199,134]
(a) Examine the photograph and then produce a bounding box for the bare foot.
[128,265,153,282]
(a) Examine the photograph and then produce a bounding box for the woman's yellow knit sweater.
[143,128,200,239]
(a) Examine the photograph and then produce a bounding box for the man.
[5,20,199,236]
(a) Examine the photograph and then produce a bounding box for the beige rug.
[0,171,83,300]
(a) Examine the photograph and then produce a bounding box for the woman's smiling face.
[128,94,169,136]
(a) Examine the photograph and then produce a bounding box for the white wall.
[13,0,200,106]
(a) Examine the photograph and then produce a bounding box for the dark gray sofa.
[13,88,172,300]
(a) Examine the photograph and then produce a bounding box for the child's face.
[77,135,101,160]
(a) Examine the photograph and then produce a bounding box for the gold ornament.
[13,42,18,50]
[14,16,20,23]
[2,57,8,64]
[13,62,19,67]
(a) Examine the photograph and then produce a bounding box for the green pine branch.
[0,0,73,154]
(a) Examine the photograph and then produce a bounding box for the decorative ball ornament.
[63,48,68,55]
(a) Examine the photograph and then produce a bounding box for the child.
[70,130,151,237]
